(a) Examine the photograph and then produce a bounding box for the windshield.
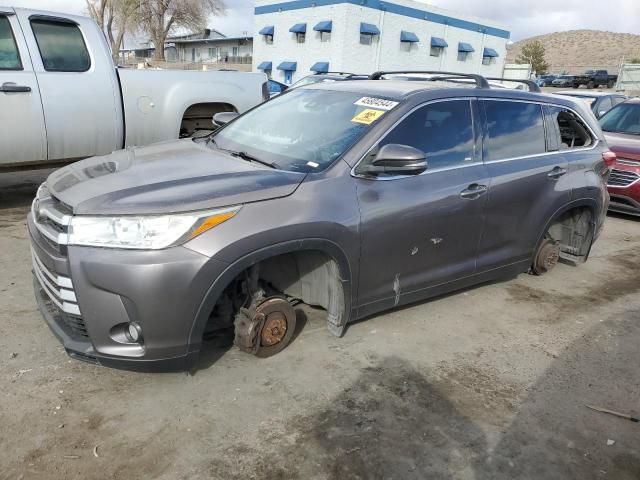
[211,88,399,173]
[599,103,640,135]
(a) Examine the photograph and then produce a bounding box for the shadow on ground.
[204,313,640,480]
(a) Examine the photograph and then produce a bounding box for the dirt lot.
[1,170,640,480]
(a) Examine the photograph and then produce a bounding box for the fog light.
[125,322,142,343]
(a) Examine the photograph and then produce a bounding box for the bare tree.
[87,0,140,63]
[137,0,225,61]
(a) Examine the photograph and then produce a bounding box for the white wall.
[253,0,509,83]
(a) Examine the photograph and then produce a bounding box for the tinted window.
[483,101,546,161]
[547,105,593,149]
[31,19,90,72]
[611,96,626,107]
[379,100,475,170]
[599,103,640,135]
[597,97,612,113]
[0,16,21,70]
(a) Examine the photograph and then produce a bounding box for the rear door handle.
[460,184,488,199]
[547,166,567,179]
[0,82,31,93]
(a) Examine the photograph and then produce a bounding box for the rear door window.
[482,100,546,161]
[31,19,90,72]
[0,15,21,70]
[378,99,476,170]
[547,105,594,149]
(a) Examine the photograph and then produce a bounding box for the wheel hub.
[261,312,287,346]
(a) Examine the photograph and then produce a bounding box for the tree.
[86,0,140,63]
[516,40,549,75]
[629,58,640,64]
[137,0,225,61]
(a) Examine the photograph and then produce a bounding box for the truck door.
[15,10,123,162]
[0,10,47,166]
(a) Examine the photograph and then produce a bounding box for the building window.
[401,42,413,52]
[457,51,469,62]
[482,56,495,66]
[320,31,331,42]
[296,32,305,43]
[360,34,373,46]
[265,35,273,45]
[232,46,238,57]
[430,46,443,57]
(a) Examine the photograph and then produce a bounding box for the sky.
[7,0,639,42]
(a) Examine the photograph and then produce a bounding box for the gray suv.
[28,71,611,371]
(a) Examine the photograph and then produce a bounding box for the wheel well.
[546,206,595,264]
[203,250,346,343]
[180,102,237,138]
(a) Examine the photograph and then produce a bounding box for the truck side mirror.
[213,112,239,127]
[357,144,427,176]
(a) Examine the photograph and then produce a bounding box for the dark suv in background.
[29,71,612,371]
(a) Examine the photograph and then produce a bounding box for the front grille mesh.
[608,169,640,188]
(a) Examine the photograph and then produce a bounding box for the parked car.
[552,75,576,87]
[598,99,640,216]
[289,72,368,89]
[0,7,268,170]
[555,91,627,118]
[536,74,558,87]
[29,71,611,370]
[572,70,618,89]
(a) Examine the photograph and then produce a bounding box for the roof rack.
[315,71,366,78]
[485,77,541,93]
[368,70,490,89]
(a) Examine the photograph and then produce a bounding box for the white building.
[253,0,510,84]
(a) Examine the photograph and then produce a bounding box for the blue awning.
[458,42,475,53]
[289,23,307,33]
[400,31,419,43]
[313,20,332,32]
[277,61,297,71]
[431,37,448,48]
[257,61,272,71]
[360,22,380,35]
[483,47,499,58]
[259,26,274,36]
[310,62,329,73]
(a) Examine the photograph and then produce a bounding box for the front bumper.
[29,213,229,371]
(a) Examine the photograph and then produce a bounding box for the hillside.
[506,30,640,74]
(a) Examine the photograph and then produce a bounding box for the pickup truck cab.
[0,7,268,170]
[28,71,611,371]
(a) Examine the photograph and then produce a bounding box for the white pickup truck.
[0,6,268,170]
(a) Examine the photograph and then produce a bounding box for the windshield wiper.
[229,150,279,169]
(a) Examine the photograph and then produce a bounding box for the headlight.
[68,206,240,250]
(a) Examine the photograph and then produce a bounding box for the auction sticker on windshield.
[354,97,399,111]
[352,109,386,125]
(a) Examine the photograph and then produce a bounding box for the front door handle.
[0,82,31,93]
[547,166,567,179]
[460,184,488,199]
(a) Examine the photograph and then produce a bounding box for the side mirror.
[213,112,239,127]
[357,144,427,176]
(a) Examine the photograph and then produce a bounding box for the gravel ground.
[1,170,639,480]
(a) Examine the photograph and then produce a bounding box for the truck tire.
[607,80,614,89]
[587,80,595,89]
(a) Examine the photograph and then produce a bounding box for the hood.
[46,139,306,215]
[604,132,640,161]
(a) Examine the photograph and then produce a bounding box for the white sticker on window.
[307,161,319,168]
[354,97,399,111]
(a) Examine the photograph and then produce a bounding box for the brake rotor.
[261,312,288,346]
[532,238,561,275]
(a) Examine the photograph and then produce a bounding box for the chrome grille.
[608,169,640,188]
[31,183,71,249]
[31,248,80,316]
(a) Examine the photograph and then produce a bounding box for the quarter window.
[483,101,546,161]
[31,19,90,72]
[0,16,21,70]
[379,100,476,171]
[547,105,594,149]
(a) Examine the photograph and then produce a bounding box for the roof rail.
[316,71,365,77]
[368,70,490,89]
[485,77,541,93]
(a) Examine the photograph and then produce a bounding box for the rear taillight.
[602,151,617,168]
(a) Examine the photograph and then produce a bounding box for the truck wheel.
[587,81,595,89]
[607,80,614,89]
[530,238,561,276]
